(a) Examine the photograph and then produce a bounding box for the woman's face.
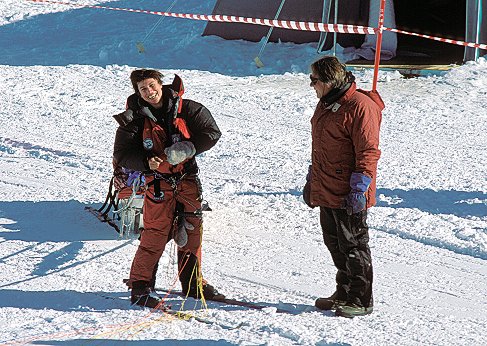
[137,78,163,107]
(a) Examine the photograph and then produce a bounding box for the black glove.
[303,165,315,208]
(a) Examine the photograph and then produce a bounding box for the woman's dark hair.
[129,69,164,94]
[310,56,348,89]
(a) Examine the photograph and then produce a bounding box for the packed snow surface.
[0,1,486,345]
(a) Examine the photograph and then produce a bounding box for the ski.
[96,292,242,330]
[154,306,242,330]
[156,288,299,314]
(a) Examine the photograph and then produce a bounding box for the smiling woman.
[129,69,164,108]
[112,67,224,308]
[137,78,163,108]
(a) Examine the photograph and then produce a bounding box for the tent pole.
[372,0,386,91]
[317,0,332,53]
[464,0,482,62]
[332,0,338,56]
[474,0,483,60]
[254,0,287,68]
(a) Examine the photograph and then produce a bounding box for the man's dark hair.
[129,69,164,94]
[311,56,348,89]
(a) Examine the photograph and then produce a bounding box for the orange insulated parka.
[309,83,384,209]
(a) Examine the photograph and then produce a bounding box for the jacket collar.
[137,87,175,112]
[320,82,356,109]
[319,71,356,107]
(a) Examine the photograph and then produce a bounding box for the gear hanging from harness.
[85,165,146,238]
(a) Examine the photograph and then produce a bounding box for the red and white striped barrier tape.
[26,0,487,50]
[24,0,376,34]
[384,27,487,50]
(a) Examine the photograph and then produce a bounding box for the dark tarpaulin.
[203,0,486,64]
[202,0,369,50]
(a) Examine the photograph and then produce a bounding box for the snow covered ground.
[0,1,486,345]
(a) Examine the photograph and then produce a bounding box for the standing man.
[113,69,223,308]
[303,56,383,318]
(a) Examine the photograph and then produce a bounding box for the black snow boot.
[335,302,373,318]
[130,280,165,309]
[203,279,225,301]
[315,290,348,311]
[178,251,225,301]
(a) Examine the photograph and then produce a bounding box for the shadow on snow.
[31,340,237,345]
[0,200,118,242]
[0,289,315,316]
[0,0,265,76]
[376,188,487,218]
[238,187,486,219]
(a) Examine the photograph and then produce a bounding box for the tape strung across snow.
[27,0,487,50]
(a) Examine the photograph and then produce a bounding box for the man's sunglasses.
[309,75,320,85]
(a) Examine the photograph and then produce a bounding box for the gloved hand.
[126,171,143,187]
[303,165,315,208]
[174,218,194,247]
[345,172,372,215]
[164,141,196,165]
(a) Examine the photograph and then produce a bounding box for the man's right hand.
[148,156,164,170]
[303,180,314,208]
[303,165,315,208]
